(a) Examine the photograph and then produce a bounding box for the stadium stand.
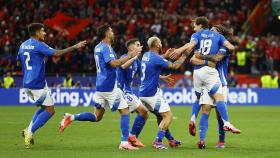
[0,0,279,87]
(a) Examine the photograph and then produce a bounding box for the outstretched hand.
[169,49,182,60]
[160,74,175,87]
[161,48,174,58]
[74,40,87,49]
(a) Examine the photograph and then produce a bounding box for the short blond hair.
[147,36,160,48]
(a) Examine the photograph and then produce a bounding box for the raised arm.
[167,54,187,69]
[120,56,138,69]
[109,54,135,68]
[223,40,235,51]
[54,40,86,56]
[170,41,196,59]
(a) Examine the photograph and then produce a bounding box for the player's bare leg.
[152,111,173,149]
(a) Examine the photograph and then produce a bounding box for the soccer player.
[190,25,238,148]
[139,36,186,149]
[17,23,86,148]
[117,38,149,147]
[59,24,139,150]
[170,16,240,149]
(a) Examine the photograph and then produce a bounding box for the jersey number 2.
[95,55,101,73]
[24,52,32,70]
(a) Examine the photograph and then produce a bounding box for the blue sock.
[130,114,146,137]
[216,101,229,122]
[156,130,165,142]
[191,100,201,120]
[121,114,130,142]
[31,110,53,133]
[165,130,174,140]
[29,108,45,126]
[199,113,209,141]
[74,112,96,122]
[217,113,225,142]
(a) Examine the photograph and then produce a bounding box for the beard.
[159,47,163,54]
[110,36,114,44]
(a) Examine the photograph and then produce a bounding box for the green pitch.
[0,106,279,158]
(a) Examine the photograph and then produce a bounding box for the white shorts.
[199,86,228,106]
[25,85,54,106]
[140,88,170,113]
[193,66,223,96]
[94,87,128,111]
[124,93,142,112]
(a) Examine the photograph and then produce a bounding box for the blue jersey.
[94,42,117,92]
[117,54,141,94]
[191,29,226,69]
[216,46,230,86]
[17,38,55,89]
[139,51,170,97]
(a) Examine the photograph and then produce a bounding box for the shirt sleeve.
[219,46,228,55]
[190,32,199,45]
[154,54,171,68]
[219,34,226,46]
[102,45,116,63]
[37,42,55,56]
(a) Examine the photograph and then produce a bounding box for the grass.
[0,106,279,158]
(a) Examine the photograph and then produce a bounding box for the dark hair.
[194,16,209,29]
[97,24,111,40]
[125,38,139,48]
[28,23,44,37]
[213,24,239,45]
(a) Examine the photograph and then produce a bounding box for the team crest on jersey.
[95,48,101,52]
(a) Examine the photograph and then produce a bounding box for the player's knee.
[138,105,149,119]
[43,106,55,115]
[95,114,103,122]
[202,105,211,114]
[162,111,173,122]
[213,93,224,102]
[119,107,129,115]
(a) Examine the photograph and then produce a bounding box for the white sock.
[121,141,128,145]
[71,115,75,121]
[190,114,196,123]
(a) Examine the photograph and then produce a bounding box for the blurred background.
[0,0,279,90]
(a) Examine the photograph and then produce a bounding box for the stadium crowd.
[0,0,279,76]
